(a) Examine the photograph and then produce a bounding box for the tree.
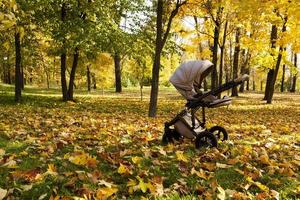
[231,27,240,97]
[266,15,288,104]
[149,0,187,117]
[290,53,298,92]
[34,0,112,101]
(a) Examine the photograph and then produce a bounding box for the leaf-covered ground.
[0,84,299,200]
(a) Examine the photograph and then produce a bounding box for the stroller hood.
[170,60,213,98]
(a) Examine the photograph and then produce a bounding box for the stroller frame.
[163,74,249,148]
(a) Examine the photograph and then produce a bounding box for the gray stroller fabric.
[169,60,213,100]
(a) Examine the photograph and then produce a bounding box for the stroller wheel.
[209,126,228,141]
[162,128,174,145]
[162,128,182,145]
[195,131,218,149]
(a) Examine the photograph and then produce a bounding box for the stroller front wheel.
[195,131,218,148]
[162,128,182,145]
[209,126,228,141]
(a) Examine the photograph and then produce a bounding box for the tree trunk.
[67,47,79,101]
[203,79,208,91]
[60,3,68,101]
[211,25,220,90]
[280,64,285,92]
[218,21,228,98]
[46,69,50,89]
[246,68,250,91]
[290,54,297,92]
[266,47,284,103]
[15,32,22,102]
[231,28,240,97]
[114,53,122,93]
[264,70,274,99]
[7,55,11,84]
[21,63,24,90]
[239,49,251,93]
[92,73,97,89]
[60,53,68,101]
[87,65,91,92]
[253,80,256,91]
[149,0,164,117]
[261,81,263,91]
[264,25,278,100]
[267,17,287,104]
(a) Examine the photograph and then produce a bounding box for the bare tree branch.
[161,0,187,48]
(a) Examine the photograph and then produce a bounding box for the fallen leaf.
[217,186,226,200]
[216,163,231,169]
[191,167,207,180]
[259,155,270,165]
[2,160,17,168]
[96,187,118,199]
[38,193,48,200]
[0,188,7,200]
[175,151,188,163]
[117,163,131,175]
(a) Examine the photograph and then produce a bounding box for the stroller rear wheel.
[195,131,218,148]
[209,126,228,141]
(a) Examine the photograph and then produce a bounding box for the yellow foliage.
[175,151,188,163]
[67,152,98,168]
[96,187,118,200]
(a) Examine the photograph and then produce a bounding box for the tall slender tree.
[148,0,187,117]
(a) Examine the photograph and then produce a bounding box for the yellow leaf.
[139,180,148,193]
[259,155,270,165]
[46,164,58,176]
[175,151,188,163]
[127,179,137,187]
[132,156,143,164]
[96,187,118,199]
[254,181,269,192]
[67,152,98,168]
[117,163,131,174]
[146,182,155,194]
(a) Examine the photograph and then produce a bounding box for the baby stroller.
[163,74,249,148]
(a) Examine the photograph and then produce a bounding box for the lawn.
[0,84,299,199]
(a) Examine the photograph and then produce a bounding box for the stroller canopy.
[169,60,213,98]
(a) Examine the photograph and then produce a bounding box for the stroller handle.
[234,74,249,83]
